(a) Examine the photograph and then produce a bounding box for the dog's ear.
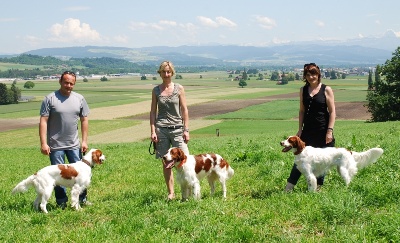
[92,149,103,164]
[293,136,305,155]
[177,148,187,168]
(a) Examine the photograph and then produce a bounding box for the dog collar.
[82,158,93,168]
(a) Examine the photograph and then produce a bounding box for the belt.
[162,125,183,129]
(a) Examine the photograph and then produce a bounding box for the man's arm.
[80,116,89,153]
[39,116,50,155]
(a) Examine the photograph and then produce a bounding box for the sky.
[1,0,400,54]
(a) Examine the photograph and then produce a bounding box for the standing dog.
[12,149,105,213]
[280,136,383,191]
[163,147,234,200]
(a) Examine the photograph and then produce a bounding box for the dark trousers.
[287,165,325,185]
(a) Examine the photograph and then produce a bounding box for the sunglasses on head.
[60,71,76,80]
[62,71,76,76]
[304,63,319,69]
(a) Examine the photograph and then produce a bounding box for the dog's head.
[83,149,106,167]
[162,147,187,169]
[280,136,305,155]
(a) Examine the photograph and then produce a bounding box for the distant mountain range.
[19,31,400,66]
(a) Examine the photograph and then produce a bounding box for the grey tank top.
[154,83,183,127]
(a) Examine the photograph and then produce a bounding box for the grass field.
[1,73,399,242]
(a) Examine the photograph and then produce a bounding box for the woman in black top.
[285,63,336,191]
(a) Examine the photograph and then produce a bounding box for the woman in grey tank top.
[150,61,190,200]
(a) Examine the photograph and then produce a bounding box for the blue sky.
[1,0,400,54]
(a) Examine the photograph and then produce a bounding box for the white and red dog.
[12,149,105,213]
[280,136,383,192]
[163,147,234,200]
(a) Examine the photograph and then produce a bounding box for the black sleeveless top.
[301,83,334,148]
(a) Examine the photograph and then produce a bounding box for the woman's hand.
[183,131,190,143]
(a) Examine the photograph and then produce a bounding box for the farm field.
[1,72,399,242]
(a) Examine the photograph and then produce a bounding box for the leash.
[149,141,156,155]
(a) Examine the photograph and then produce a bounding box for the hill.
[24,44,392,66]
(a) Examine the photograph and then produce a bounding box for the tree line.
[0,54,156,79]
[0,82,21,105]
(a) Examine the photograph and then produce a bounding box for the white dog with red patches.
[163,147,234,200]
[12,149,105,213]
[280,136,383,192]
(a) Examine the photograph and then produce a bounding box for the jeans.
[49,149,88,205]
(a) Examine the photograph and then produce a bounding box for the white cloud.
[197,16,218,28]
[216,17,237,27]
[129,20,178,31]
[271,37,290,45]
[315,20,325,27]
[179,22,196,31]
[49,18,101,42]
[129,22,148,30]
[256,16,276,29]
[159,20,177,27]
[197,16,236,28]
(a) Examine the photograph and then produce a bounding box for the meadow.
[0,72,399,242]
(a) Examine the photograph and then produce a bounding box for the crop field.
[0,72,399,242]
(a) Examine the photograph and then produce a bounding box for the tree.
[175,74,183,79]
[11,83,20,103]
[330,70,337,79]
[239,80,247,88]
[242,69,248,81]
[100,76,108,81]
[83,78,88,82]
[141,75,147,80]
[367,70,373,90]
[366,47,400,121]
[23,81,35,89]
[375,65,381,83]
[0,83,8,104]
[270,71,279,81]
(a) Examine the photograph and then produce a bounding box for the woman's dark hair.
[303,63,321,84]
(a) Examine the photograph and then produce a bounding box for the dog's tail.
[352,148,384,170]
[12,175,35,194]
[227,165,234,179]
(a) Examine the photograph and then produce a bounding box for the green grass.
[209,100,299,120]
[1,120,399,242]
